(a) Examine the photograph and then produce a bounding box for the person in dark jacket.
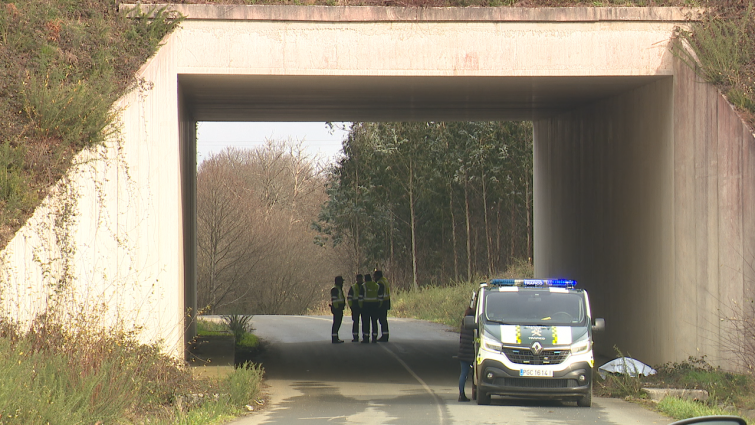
[330,276,346,343]
[347,274,364,342]
[375,270,391,342]
[359,273,382,343]
[458,307,475,401]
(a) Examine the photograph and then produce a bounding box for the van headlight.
[482,335,503,352]
[570,338,591,355]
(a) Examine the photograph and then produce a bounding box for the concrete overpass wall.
[534,58,755,367]
[1,5,721,362]
[0,29,188,356]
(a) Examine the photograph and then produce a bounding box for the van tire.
[577,388,592,407]
[476,390,491,405]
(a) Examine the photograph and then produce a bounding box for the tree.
[315,121,534,289]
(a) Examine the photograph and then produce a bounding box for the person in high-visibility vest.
[330,275,346,343]
[358,273,383,343]
[375,270,391,342]
[347,274,364,342]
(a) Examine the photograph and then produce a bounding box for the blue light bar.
[489,278,577,288]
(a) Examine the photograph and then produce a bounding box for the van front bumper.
[477,359,592,400]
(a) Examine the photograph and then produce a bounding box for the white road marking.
[379,344,447,425]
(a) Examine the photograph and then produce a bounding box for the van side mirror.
[592,318,605,332]
[463,315,476,330]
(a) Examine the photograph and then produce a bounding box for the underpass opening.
[179,73,676,363]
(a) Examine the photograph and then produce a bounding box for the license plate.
[520,368,553,377]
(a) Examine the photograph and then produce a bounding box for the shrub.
[223,314,254,345]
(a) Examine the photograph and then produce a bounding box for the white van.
[464,279,605,407]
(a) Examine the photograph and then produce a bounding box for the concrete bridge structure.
[1,5,753,368]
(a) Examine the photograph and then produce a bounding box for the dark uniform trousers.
[361,303,379,341]
[351,307,361,340]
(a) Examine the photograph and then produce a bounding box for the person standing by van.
[458,307,475,401]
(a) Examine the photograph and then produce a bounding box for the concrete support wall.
[534,57,755,367]
[4,5,738,366]
[0,30,189,357]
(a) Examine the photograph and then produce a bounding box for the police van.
[463,279,604,407]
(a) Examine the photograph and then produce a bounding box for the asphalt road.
[231,315,672,425]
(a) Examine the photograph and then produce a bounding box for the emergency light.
[489,278,577,288]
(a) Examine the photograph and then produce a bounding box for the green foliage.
[0,142,35,213]
[657,397,733,421]
[392,280,480,327]
[21,75,117,148]
[391,258,533,327]
[650,356,752,405]
[0,316,195,424]
[226,362,264,407]
[196,318,231,336]
[317,121,534,289]
[223,314,254,345]
[0,0,182,249]
[674,2,755,122]
[0,315,266,424]
[237,332,259,348]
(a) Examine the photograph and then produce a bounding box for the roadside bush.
[674,2,755,125]
[0,313,267,424]
[0,315,196,424]
[223,314,254,345]
[226,362,264,407]
[649,356,753,406]
[594,348,647,399]
[391,258,533,327]
[657,396,732,421]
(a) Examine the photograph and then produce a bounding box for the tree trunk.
[464,176,472,282]
[481,167,492,276]
[449,182,459,281]
[409,158,419,290]
[526,177,532,262]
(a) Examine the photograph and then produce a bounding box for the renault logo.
[531,342,543,356]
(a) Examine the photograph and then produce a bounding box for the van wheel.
[476,390,491,405]
[577,387,592,407]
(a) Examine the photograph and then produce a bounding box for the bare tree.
[196,139,344,315]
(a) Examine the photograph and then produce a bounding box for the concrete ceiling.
[179,74,667,122]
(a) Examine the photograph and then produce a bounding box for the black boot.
[332,337,344,344]
[352,336,359,342]
[361,335,370,343]
[458,393,470,402]
[378,335,389,342]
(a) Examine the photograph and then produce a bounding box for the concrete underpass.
[1,5,753,369]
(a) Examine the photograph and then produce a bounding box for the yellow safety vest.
[362,280,380,304]
[331,286,345,309]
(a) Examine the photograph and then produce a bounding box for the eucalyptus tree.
[316,120,533,289]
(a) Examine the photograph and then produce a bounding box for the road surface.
[231,315,672,425]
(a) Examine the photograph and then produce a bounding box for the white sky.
[196,122,351,166]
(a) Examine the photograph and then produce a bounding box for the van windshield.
[484,290,586,326]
